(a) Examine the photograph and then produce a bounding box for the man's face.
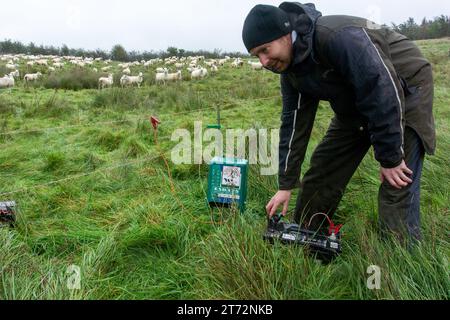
[250,34,293,73]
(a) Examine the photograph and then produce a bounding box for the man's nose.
[259,55,270,67]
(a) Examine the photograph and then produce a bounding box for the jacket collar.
[279,2,322,69]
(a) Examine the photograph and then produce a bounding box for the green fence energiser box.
[207,157,248,212]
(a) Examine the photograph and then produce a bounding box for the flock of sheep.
[0,53,264,90]
[98,56,263,89]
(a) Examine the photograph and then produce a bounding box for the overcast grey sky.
[0,0,446,53]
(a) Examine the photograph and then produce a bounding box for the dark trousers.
[294,120,425,244]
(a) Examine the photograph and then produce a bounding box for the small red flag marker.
[150,116,161,130]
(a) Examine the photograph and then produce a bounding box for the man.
[242,2,435,244]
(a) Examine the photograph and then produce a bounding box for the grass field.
[0,39,449,300]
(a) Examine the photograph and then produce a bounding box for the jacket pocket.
[405,85,422,112]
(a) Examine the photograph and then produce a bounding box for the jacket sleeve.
[278,74,319,190]
[324,26,405,168]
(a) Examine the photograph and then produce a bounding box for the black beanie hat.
[242,4,292,52]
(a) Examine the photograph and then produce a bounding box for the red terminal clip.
[150,116,161,130]
[328,221,343,236]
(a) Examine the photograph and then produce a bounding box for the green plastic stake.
[207,105,221,130]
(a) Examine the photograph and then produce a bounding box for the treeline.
[0,40,245,62]
[1,15,449,61]
[391,15,449,40]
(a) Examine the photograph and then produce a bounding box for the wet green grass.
[0,39,449,300]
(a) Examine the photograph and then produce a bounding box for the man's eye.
[263,48,269,54]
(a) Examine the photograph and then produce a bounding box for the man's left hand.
[380,160,413,189]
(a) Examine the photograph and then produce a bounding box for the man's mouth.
[268,61,280,71]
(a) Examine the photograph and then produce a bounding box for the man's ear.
[283,33,292,46]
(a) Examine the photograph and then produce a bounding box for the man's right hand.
[266,190,292,218]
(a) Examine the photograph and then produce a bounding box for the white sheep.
[35,59,48,66]
[120,75,128,88]
[166,70,182,82]
[120,72,143,88]
[156,67,168,73]
[218,58,228,66]
[0,74,15,88]
[190,67,207,80]
[9,70,20,79]
[122,68,131,75]
[155,70,168,85]
[248,61,263,70]
[98,73,114,89]
[231,58,244,68]
[190,68,202,80]
[24,72,42,82]
[6,63,17,70]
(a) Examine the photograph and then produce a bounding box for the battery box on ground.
[263,214,342,262]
